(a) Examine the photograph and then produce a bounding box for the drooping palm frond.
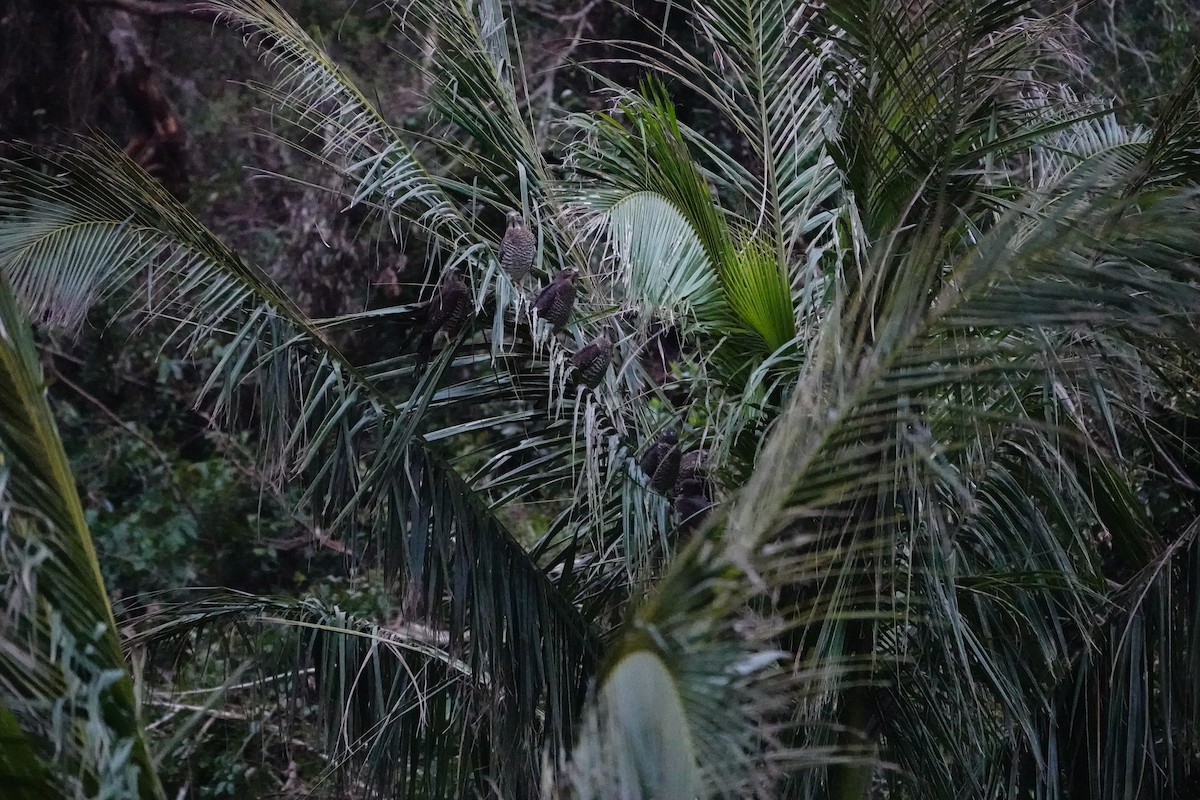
[823,1,1055,234]
[132,589,575,798]
[212,0,580,286]
[0,267,164,800]
[403,0,545,196]
[210,0,468,254]
[1124,54,1200,193]
[798,172,1199,797]
[0,141,602,797]
[1018,88,1152,190]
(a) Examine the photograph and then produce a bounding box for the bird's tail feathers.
[413,329,436,381]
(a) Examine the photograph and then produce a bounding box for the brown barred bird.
[533,268,578,331]
[571,326,615,389]
[499,211,536,281]
[673,449,715,534]
[414,267,471,379]
[641,320,681,386]
[639,320,691,407]
[674,448,708,492]
[639,427,681,494]
[674,475,714,535]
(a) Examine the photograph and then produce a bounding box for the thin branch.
[45,358,203,523]
[527,0,599,24]
[42,344,347,556]
[160,668,315,698]
[74,0,218,19]
[191,409,350,556]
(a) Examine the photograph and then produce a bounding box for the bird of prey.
[641,320,682,386]
[533,268,578,331]
[639,427,681,494]
[638,320,691,407]
[673,449,715,534]
[414,267,471,379]
[499,210,536,281]
[674,475,714,535]
[674,449,708,493]
[571,326,615,389]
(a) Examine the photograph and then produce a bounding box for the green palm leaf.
[132,589,571,797]
[0,266,163,799]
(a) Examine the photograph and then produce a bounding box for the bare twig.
[163,668,316,698]
[42,343,348,556]
[46,359,203,522]
[146,699,255,721]
[533,0,598,111]
[526,0,599,24]
[74,0,217,19]
[191,409,352,556]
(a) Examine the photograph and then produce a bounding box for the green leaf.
[0,265,163,799]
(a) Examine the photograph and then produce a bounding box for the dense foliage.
[2,1,1200,798]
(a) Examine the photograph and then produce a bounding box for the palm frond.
[133,589,580,798]
[0,267,164,800]
[822,2,1075,240]
[568,82,795,355]
[0,142,601,797]
[211,0,467,251]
